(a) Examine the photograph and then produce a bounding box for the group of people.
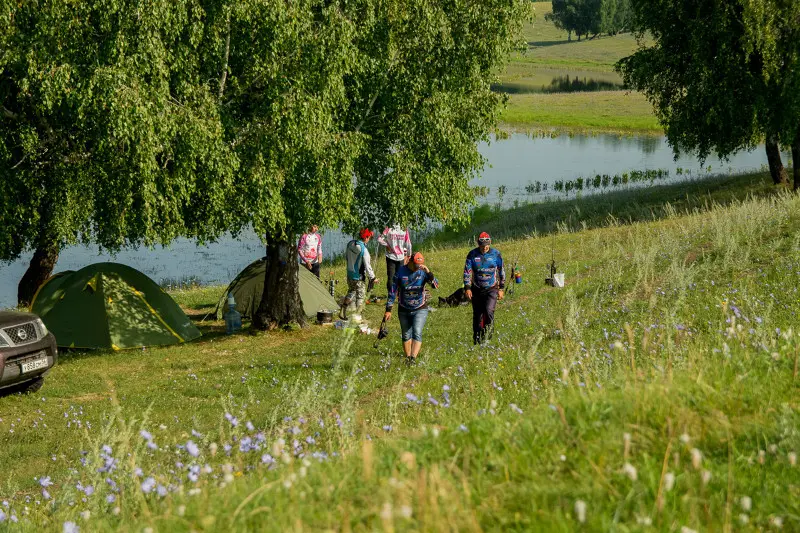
[297,224,505,362]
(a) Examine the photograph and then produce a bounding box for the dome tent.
[216,258,338,320]
[31,263,201,350]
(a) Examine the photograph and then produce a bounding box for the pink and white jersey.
[377,225,412,261]
[297,232,322,263]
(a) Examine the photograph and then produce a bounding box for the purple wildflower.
[63,522,80,533]
[383,425,393,432]
[186,440,199,457]
[141,477,156,494]
[509,403,524,415]
[39,476,53,487]
[405,393,419,403]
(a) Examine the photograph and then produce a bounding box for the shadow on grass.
[425,172,783,247]
[528,39,574,48]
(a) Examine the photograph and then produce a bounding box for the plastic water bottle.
[225,293,242,334]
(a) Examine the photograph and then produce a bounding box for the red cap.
[359,228,373,240]
[479,232,490,240]
[412,252,425,265]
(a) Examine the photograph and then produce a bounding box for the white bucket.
[553,273,565,287]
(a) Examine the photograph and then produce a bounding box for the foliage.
[1,173,799,530]
[617,0,800,171]
[545,0,629,41]
[0,0,531,305]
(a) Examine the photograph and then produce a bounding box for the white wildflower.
[701,470,712,485]
[690,448,702,470]
[622,463,637,481]
[680,433,691,444]
[740,496,752,512]
[663,472,676,491]
[574,500,587,523]
[788,452,797,466]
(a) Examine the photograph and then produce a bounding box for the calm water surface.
[0,134,782,307]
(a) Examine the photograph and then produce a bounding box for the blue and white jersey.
[386,265,439,311]
[463,247,505,290]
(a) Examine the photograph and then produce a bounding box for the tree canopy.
[617,0,800,187]
[546,0,630,41]
[1,0,530,321]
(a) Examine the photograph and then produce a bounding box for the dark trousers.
[303,262,320,279]
[386,257,404,293]
[471,287,498,344]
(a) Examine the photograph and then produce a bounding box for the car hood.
[0,310,39,328]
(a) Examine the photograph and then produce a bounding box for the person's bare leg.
[410,341,422,358]
[403,340,412,357]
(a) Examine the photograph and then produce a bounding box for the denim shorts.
[398,307,429,342]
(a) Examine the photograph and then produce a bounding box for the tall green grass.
[1,173,798,531]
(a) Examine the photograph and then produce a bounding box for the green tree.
[617,0,800,187]
[0,0,237,306]
[1,0,530,325]
[547,0,602,41]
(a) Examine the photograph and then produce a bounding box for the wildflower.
[39,476,53,488]
[383,425,392,432]
[768,444,778,454]
[80,510,90,520]
[769,516,783,529]
[680,527,697,533]
[663,472,675,491]
[177,505,186,517]
[789,452,797,466]
[637,516,653,526]
[701,470,712,485]
[574,500,587,523]
[224,413,238,427]
[261,454,275,465]
[380,503,393,521]
[428,397,439,406]
[622,463,637,481]
[405,393,419,403]
[141,477,156,494]
[509,404,523,415]
[690,448,703,470]
[679,433,691,444]
[209,443,218,456]
[106,495,116,504]
[42,490,50,500]
[399,505,413,519]
[758,449,766,464]
[246,421,255,431]
[458,425,468,433]
[63,522,80,533]
[101,445,112,455]
[740,496,751,512]
[140,430,153,441]
[739,514,749,524]
[157,485,168,497]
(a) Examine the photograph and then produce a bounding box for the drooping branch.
[218,14,231,101]
[2,105,19,120]
[355,91,379,133]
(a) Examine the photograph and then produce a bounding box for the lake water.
[0,133,785,307]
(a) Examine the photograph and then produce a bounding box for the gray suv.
[0,311,58,394]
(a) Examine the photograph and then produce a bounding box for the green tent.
[31,263,201,350]
[216,258,338,320]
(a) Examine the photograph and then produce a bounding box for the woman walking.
[377,224,412,294]
[383,252,439,362]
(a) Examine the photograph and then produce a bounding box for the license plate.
[20,355,48,374]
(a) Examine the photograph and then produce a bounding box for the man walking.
[377,224,412,294]
[297,224,322,278]
[341,228,378,320]
[463,232,505,344]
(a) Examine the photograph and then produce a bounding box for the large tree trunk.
[18,243,59,308]
[766,135,789,185]
[793,130,800,191]
[252,237,307,330]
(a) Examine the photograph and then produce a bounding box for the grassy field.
[498,2,661,133]
[1,171,799,531]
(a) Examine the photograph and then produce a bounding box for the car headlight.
[35,318,48,337]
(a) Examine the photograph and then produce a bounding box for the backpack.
[346,241,366,281]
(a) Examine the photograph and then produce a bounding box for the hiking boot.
[339,301,349,320]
